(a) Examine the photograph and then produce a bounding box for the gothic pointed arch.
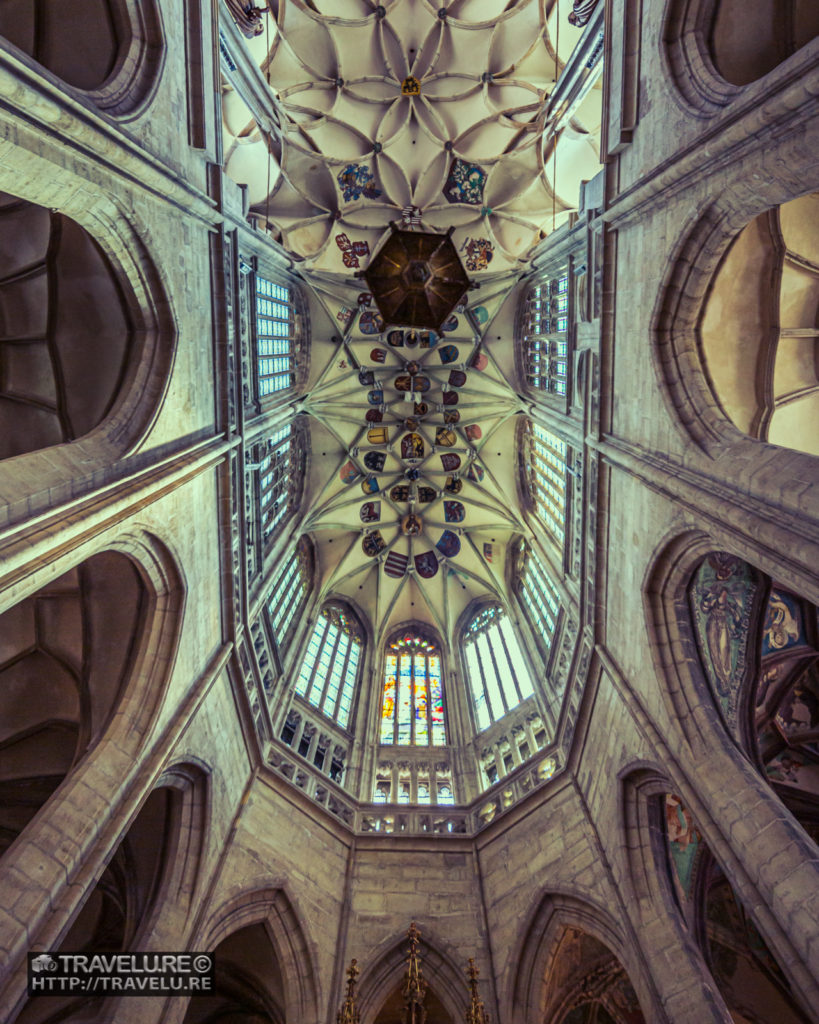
[355,925,469,1024]
[0,185,176,525]
[652,190,819,459]
[507,892,651,1024]
[0,0,165,117]
[194,885,321,1024]
[663,0,819,116]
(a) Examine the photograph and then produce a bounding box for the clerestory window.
[266,538,312,652]
[521,271,569,395]
[524,420,568,552]
[517,540,561,659]
[463,605,536,731]
[254,274,297,398]
[295,604,363,728]
[380,633,446,746]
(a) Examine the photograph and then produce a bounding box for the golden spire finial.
[403,922,427,1024]
[337,958,361,1024]
[465,958,490,1024]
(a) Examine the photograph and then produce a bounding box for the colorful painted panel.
[441,314,459,332]
[370,347,387,363]
[385,551,409,578]
[335,232,370,268]
[436,428,457,447]
[414,401,428,415]
[362,531,386,556]
[472,305,489,324]
[381,653,397,743]
[688,553,761,730]
[439,344,459,364]
[359,311,385,334]
[483,543,493,562]
[415,551,439,578]
[418,486,436,503]
[443,158,487,205]
[390,485,410,502]
[414,656,429,745]
[397,653,412,744]
[337,163,381,201]
[448,369,467,387]
[358,368,375,386]
[470,349,488,370]
[460,237,494,272]
[441,453,461,471]
[387,329,404,347]
[420,330,437,348]
[367,427,388,445]
[444,409,460,424]
[442,391,459,405]
[467,464,484,482]
[361,475,380,494]
[436,530,461,558]
[444,501,465,523]
[401,433,425,461]
[368,388,384,405]
[665,794,702,903]
[360,501,380,523]
[445,476,462,494]
[366,408,383,423]
[464,424,482,441]
[339,460,359,485]
[762,590,805,655]
[394,374,431,393]
[429,656,445,745]
[364,451,386,472]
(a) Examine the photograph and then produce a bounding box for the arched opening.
[373,983,454,1024]
[708,0,819,86]
[12,784,179,1024]
[181,922,285,1024]
[660,791,812,1023]
[686,551,819,843]
[0,192,137,461]
[0,0,164,116]
[0,551,147,861]
[699,192,819,455]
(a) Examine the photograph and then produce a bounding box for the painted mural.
[443,158,487,206]
[688,552,761,730]
[665,793,702,904]
[337,163,382,201]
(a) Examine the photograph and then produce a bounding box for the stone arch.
[651,190,819,485]
[0,0,165,118]
[194,885,322,1024]
[507,891,652,1024]
[0,181,176,526]
[356,925,470,1024]
[663,0,819,116]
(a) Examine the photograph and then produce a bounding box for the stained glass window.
[518,540,561,652]
[463,605,535,731]
[266,538,311,650]
[525,421,567,551]
[380,634,447,746]
[294,604,362,728]
[521,270,569,395]
[255,274,297,398]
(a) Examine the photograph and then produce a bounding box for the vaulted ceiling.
[222,0,603,645]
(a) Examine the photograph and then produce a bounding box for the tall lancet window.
[254,274,297,397]
[524,420,568,551]
[518,540,561,656]
[521,271,569,395]
[463,605,536,731]
[295,604,363,728]
[380,633,446,746]
[266,538,312,651]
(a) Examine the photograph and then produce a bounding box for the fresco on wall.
[762,590,805,655]
[688,552,761,730]
[665,794,702,903]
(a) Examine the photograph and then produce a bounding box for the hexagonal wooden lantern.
[362,227,471,330]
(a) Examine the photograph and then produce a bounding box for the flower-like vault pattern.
[223,0,603,275]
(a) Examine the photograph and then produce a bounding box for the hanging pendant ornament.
[465,958,490,1024]
[337,959,361,1024]
[403,922,428,1024]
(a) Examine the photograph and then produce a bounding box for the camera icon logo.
[31,954,57,973]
